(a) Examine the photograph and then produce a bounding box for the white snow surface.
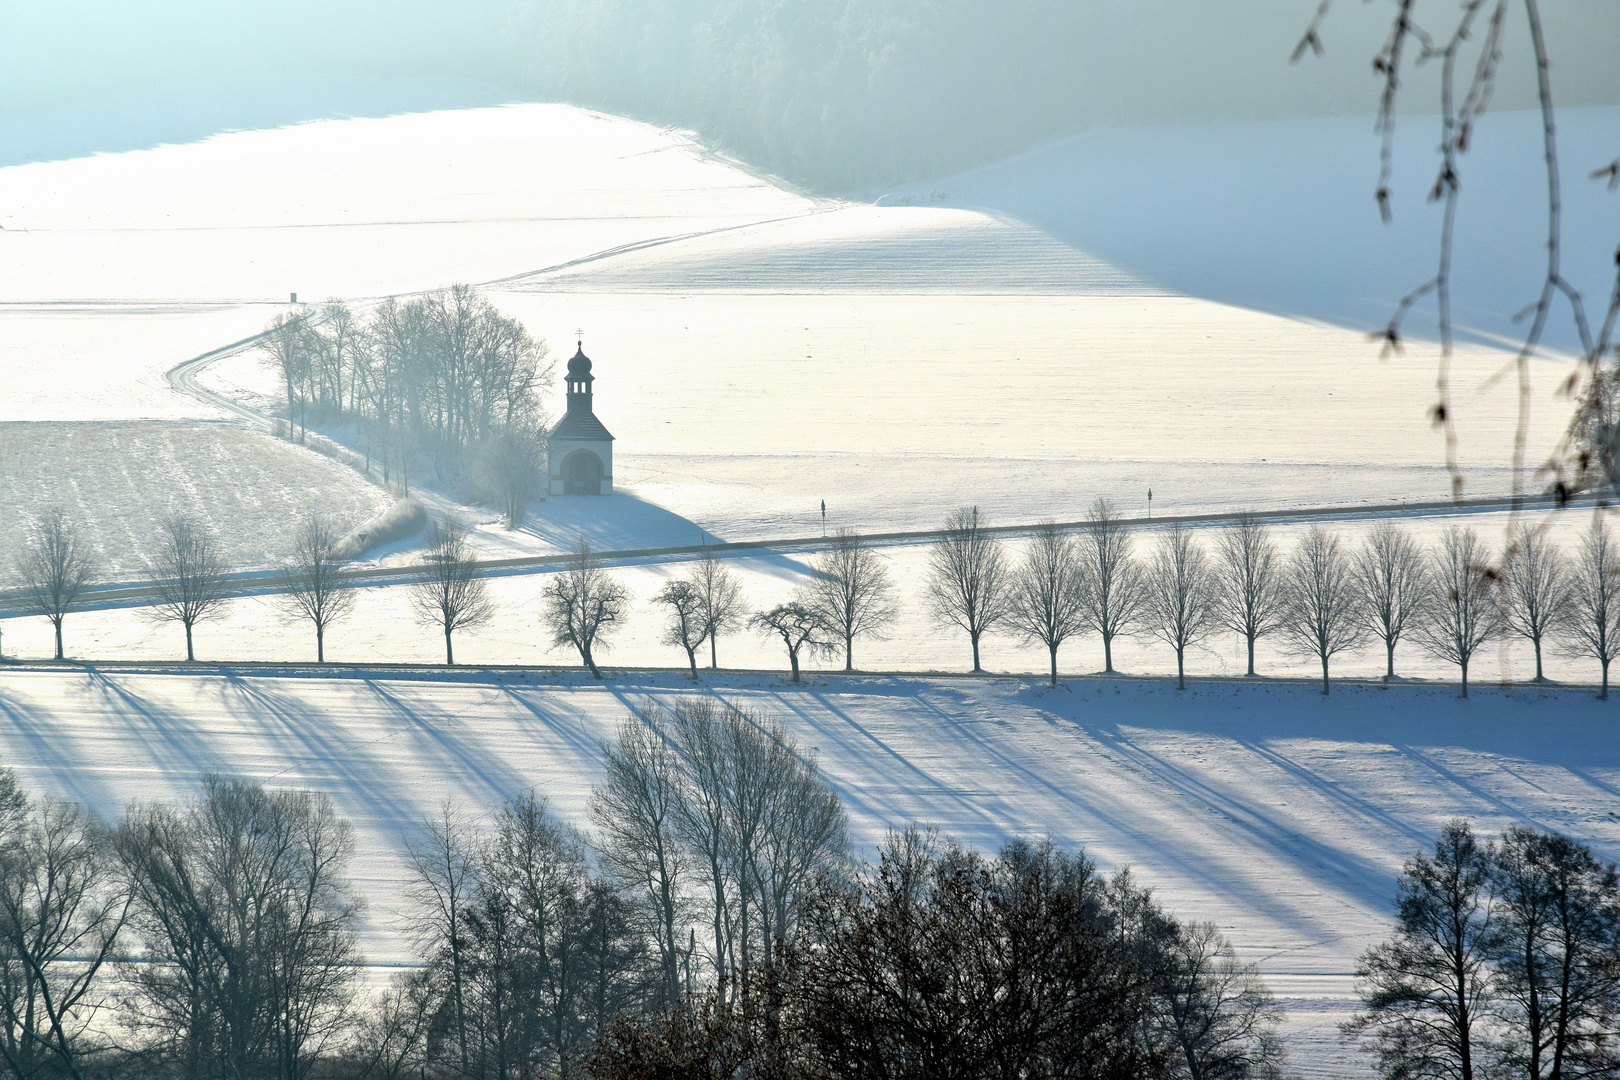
[0,667,1611,1078]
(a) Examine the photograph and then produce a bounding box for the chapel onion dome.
[567,344,593,381]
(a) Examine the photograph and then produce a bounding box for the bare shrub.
[1156,921,1289,1080]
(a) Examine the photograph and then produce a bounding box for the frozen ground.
[0,667,1611,1078]
[0,422,389,581]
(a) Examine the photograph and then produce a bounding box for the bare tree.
[750,601,834,684]
[1416,527,1503,698]
[1213,512,1283,677]
[544,537,629,678]
[409,519,495,666]
[924,506,1012,672]
[805,529,898,671]
[653,579,705,679]
[1346,820,1495,1080]
[1294,2,1620,501]
[1079,498,1146,673]
[116,777,361,1080]
[590,707,690,1009]
[1488,826,1620,1080]
[1156,920,1289,1080]
[16,508,96,661]
[403,803,477,1073]
[279,515,358,663]
[1142,525,1219,690]
[1558,524,1620,698]
[1355,522,1430,680]
[694,548,746,669]
[1279,526,1367,695]
[1006,522,1089,686]
[1502,527,1571,682]
[0,773,131,1080]
[141,514,231,662]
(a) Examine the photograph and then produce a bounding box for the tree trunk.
[445,628,455,666]
[685,647,697,681]
[1602,658,1610,701]
[709,633,718,669]
[1534,638,1544,681]
[971,632,982,673]
[1460,657,1470,699]
[1176,647,1185,690]
[184,621,195,662]
[844,633,853,672]
[316,624,325,664]
[582,641,602,678]
[788,648,801,684]
[1386,640,1396,680]
[1321,653,1330,696]
[1049,643,1058,687]
[1103,632,1114,674]
[1246,634,1256,677]
[52,618,63,661]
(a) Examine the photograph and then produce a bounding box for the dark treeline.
[264,287,552,518]
[0,697,1298,1079]
[1347,819,1620,1080]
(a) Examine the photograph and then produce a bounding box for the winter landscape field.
[1,8,1618,1073]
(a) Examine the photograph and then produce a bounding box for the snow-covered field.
[0,421,389,579]
[3,96,1617,1077]
[0,667,1611,1077]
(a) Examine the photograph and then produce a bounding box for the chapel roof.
[552,409,614,442]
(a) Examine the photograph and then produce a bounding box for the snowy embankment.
[0,667,1611,1077]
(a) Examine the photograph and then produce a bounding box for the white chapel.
[547,342,614,496]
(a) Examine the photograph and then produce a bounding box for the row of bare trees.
[9,503,1619,697]
[914,502,1620,697]
[264,288,552,518]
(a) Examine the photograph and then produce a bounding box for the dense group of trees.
[0,698,1300,1078]
[7,498,1620,697]
[1348,818,1620,1080]
[265,287,552,514]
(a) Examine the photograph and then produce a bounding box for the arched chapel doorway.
[563,449,604,495]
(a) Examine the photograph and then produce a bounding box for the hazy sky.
[2,1,1616,165]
